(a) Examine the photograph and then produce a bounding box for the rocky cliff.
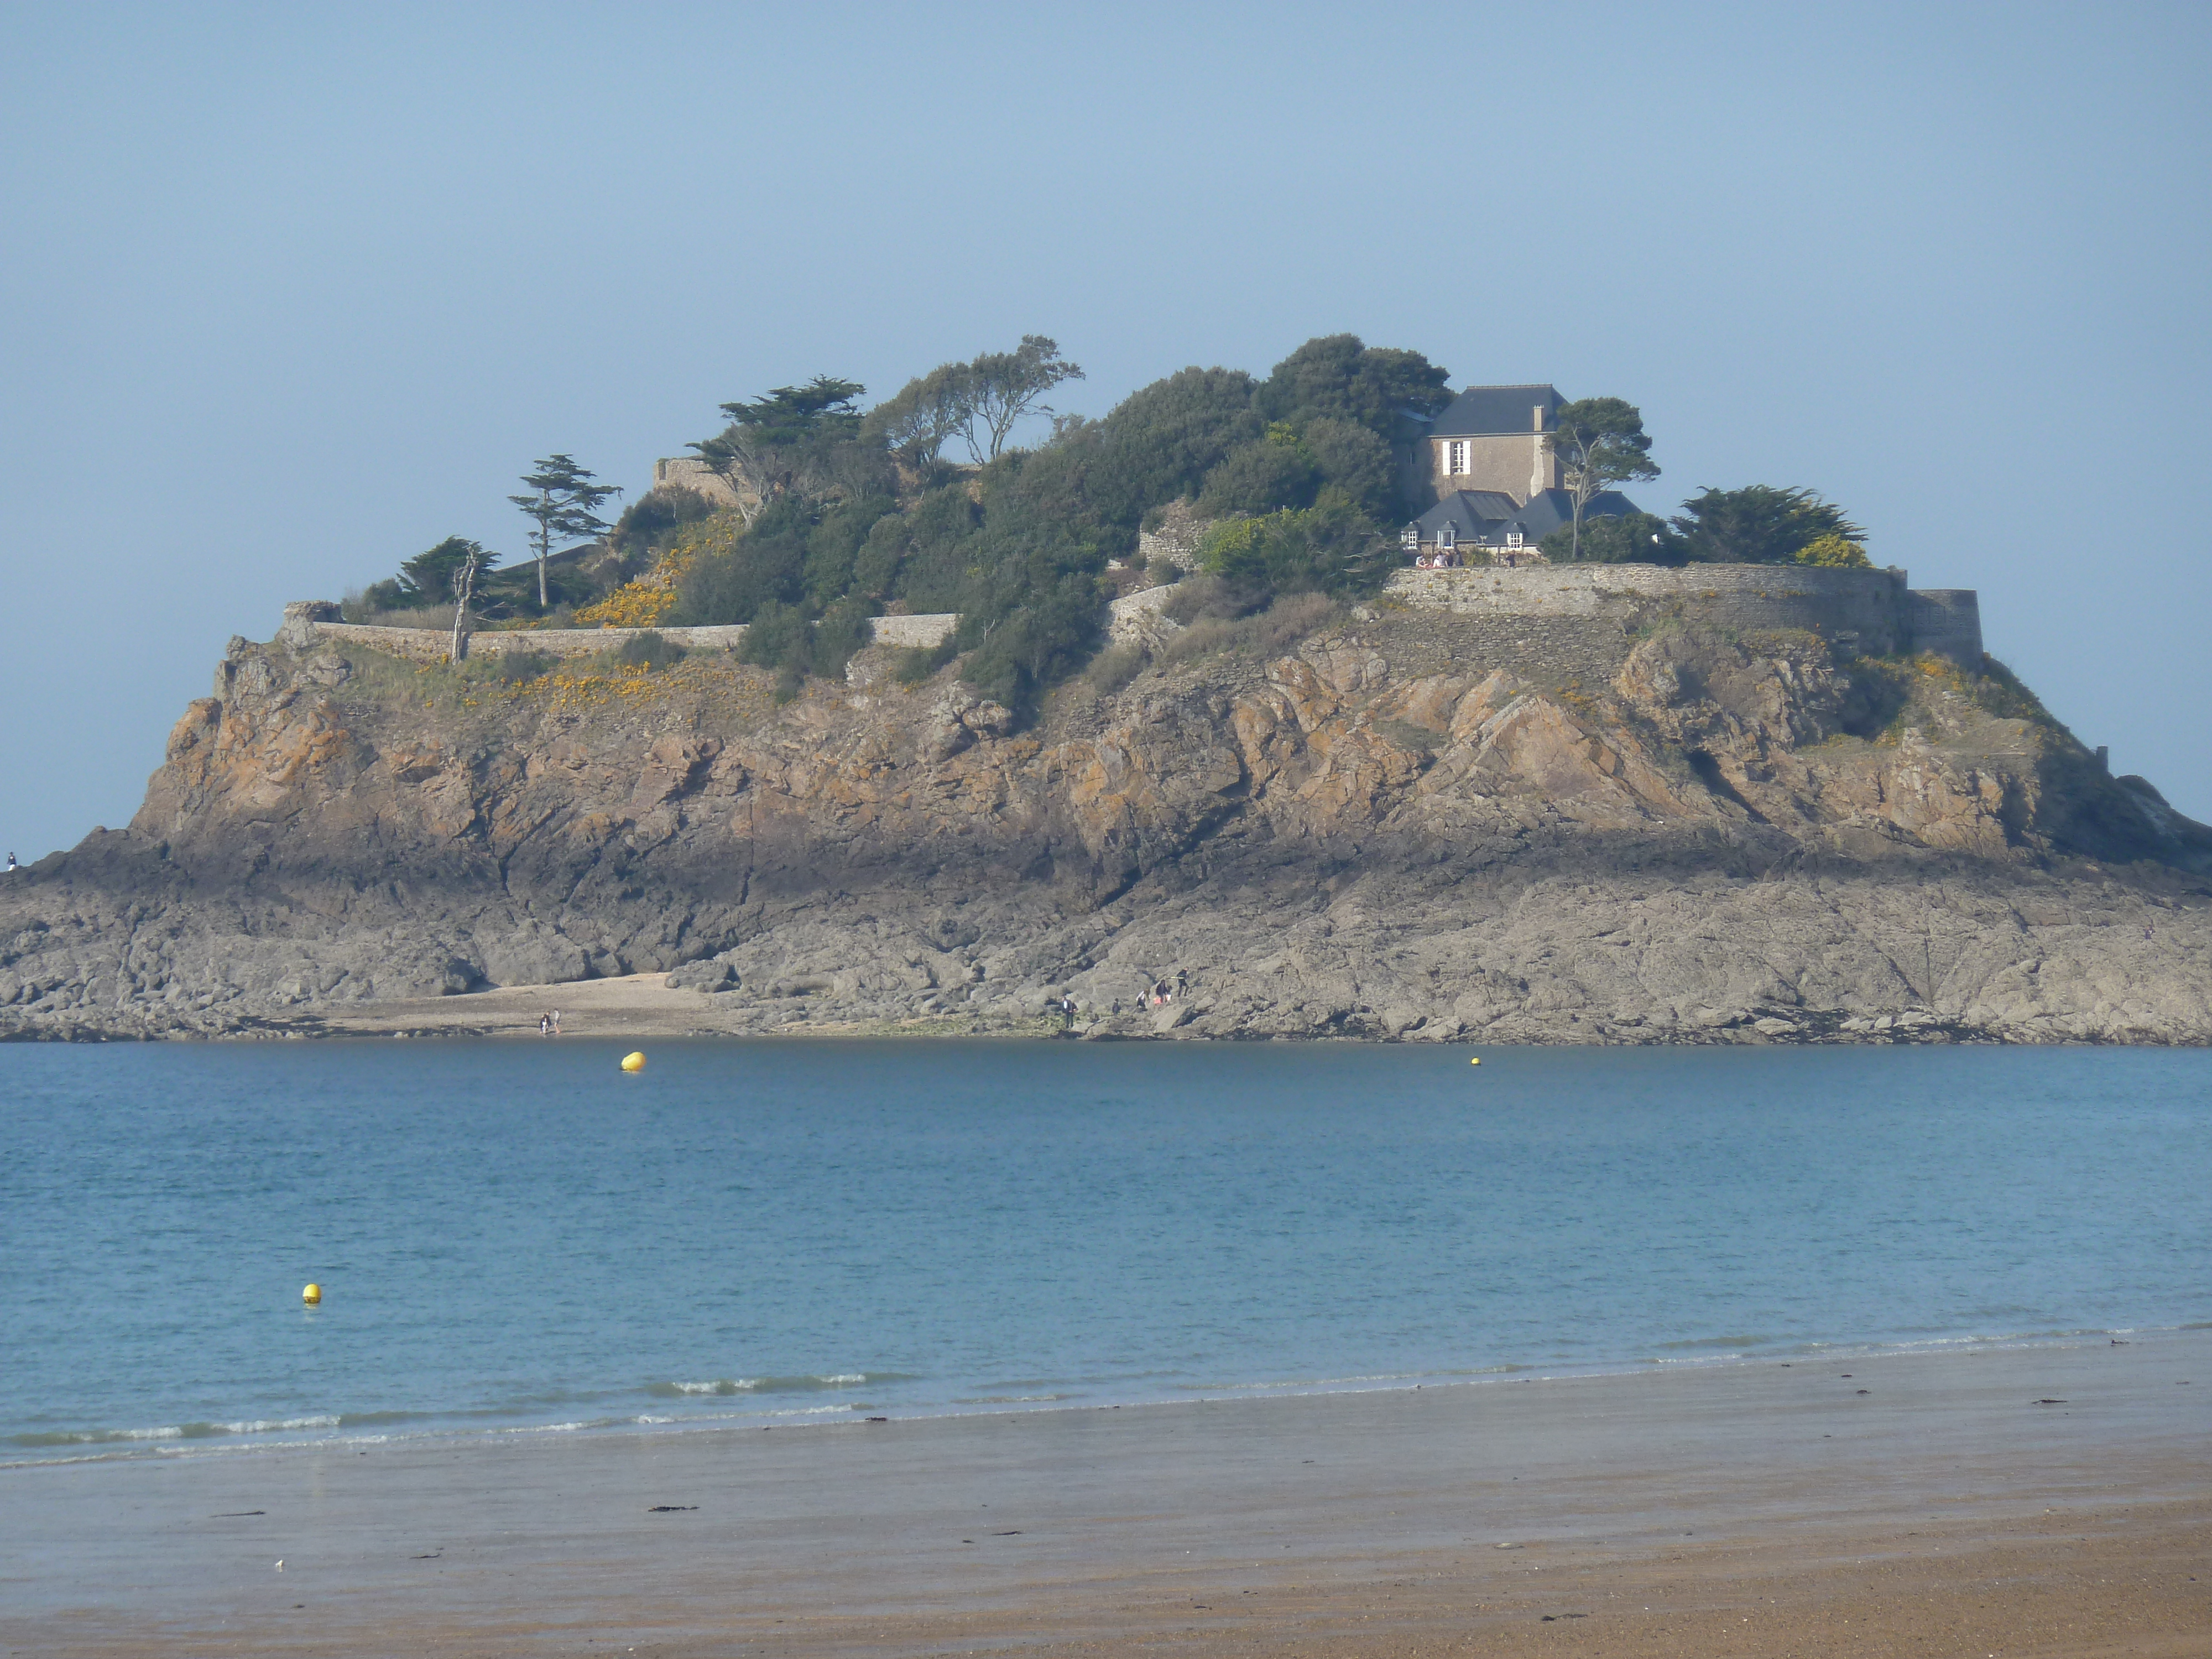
[3,598,2208,1044]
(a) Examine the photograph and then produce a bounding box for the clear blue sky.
[4,2,2208,858]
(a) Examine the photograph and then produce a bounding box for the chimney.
[1532,403,1544,432]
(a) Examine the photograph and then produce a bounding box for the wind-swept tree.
[691,376,867,521]
[864,362,973,473]
[963,336,1083,461]
[1545,398,1659,561]
[510,455,620,609]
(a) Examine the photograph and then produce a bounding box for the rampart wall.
[267,563,1978,694]
[275,602,958,666]
[1380,564,1983,661]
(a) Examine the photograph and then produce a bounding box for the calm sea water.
[2,1040,2206,1460]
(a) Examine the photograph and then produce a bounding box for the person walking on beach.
[1060,993,1077,1031]
[538,1012,551,1036]
[550,1010,562,1035]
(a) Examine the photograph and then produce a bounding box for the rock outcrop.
[3,603,2208,1044]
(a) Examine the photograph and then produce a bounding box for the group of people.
[1145,968,1188,1008]
[536,1010,563,1036]
[1411,545,1468,569]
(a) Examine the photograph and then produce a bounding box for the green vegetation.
[510,455,619,609]
[1670,486,1866,566]
[1793,531,1872,567]
[345,331,1891,718]
[1545,397,1658,560]
[1540,510,1679,565]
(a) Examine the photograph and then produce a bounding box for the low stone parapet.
[1380,562,1942,657]
[294,609,959,664]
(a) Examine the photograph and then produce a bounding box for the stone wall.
[1906,589,1984,662]
[288,604,958,665]
[1379,563,1984,661]
[649,457,755,514]
[867,613,959,650]
[1135,501,1212,572]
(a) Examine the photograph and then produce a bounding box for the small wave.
[13,1413,341,1448]
[1653,1334,1770,1352]
[952,1394,1076,1405]
[645,1371,905,1399]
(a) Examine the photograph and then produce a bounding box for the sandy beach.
[5,1332,2206,1657]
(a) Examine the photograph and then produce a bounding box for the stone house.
[1402,383,1642,561]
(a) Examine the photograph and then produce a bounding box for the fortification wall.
[1905,589,1984,662]
[1378,563,1980,660]
[278,603,960,666]
[1381,564,1912,653]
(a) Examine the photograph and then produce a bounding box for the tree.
[1670,486,1865,565]
[963,335,1083,461]
[690,375,866,522]
[1197,426,1321,516]
[1196,489,1387,596]
[864,362,974,473]
[1255,335,1453,436]
[394,535,498,604]
[1544,398,1659,561]
[1537,510,1681,565]
[444,539,488,661]
[510,455,620,609]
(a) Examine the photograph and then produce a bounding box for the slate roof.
[1413,488,1642,545]
[1426,384,1563,437]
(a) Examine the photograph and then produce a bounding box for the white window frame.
[1447,440,1469,475]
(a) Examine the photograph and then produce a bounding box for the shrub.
[1794,533,1872,568]
[1162,571,1271,625]
[488,648,555,684]
[1145,555,1183,587]
[1157,591,1338,666]
[893,639,958,684]
[738,600,810,674]
[1538,510,1682,565]
[1084,641,1148,694]
[1197,433,1319,516]
[671,497,810,625]
[599,630,686,672]
[1196,489,1386,596]
[608,486,718,563]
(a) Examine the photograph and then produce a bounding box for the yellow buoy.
[1470,1057,1481,1066]
[302,1283,321,1305]
[620,1051,646,1073]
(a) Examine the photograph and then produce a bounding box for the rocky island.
[4,341,2207,1045]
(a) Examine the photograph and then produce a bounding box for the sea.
[2,1039,2206,1463]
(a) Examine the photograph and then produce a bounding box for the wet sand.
[5,1333,2207,1657]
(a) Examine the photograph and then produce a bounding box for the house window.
[1505,526,1525,549]
[1439,524,1456,549]
[1447,440,1468,476]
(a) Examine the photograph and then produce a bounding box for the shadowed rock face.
[3,613,2208,1044]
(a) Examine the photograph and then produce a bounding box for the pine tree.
[510,456,620,610]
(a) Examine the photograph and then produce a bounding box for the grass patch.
[1156,591,1339,667]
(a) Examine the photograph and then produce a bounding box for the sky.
[3,2,2209,859]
